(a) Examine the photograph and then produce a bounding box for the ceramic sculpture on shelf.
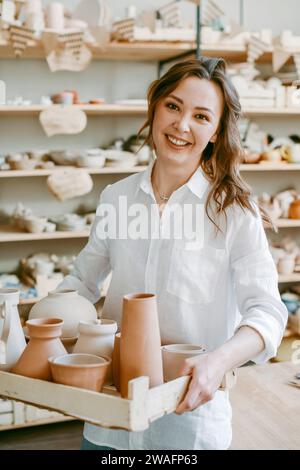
[0,289,26,371]
[29,289,98,338]
[11,318,67,380]
[120,293,163,398]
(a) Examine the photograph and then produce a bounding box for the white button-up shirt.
[59,161,287,450]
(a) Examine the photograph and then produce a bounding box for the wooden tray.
[0,370,236,432]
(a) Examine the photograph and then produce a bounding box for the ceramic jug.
[73,319,117,385]
[29,289,97,338]
[0,289,26,371]
[11,318,67,380]
[120,293,163,398]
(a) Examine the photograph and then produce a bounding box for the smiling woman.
[139,58,270,227]
[57,57,288,451]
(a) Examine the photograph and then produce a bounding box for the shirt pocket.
[167,243,226,304]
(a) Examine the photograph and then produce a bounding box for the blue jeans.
[81,437,116,451]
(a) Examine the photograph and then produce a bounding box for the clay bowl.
[48,353,111,391]
[161,344,206,382]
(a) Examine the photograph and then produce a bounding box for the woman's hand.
[175,352,227,415]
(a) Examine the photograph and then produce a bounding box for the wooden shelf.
[278,273,300,283]
[0,415,74,432]
[0,166,146,178]
[1,164,300,177]
[1,104,300,117]
[0,40,248,62]
[273,219,300,228]
[0,225,90,242]
[241,163,300,171]
[243,108,300,117]
[0,104,148,116]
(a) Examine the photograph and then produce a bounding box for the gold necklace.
[153,179,170,202]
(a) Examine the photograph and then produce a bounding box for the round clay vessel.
[120,293,163,398]
[11,318,66,380]
[161,344,206,382]
[29,290,97,338]
[49,353,111,391]
[289,200,300,219]
[73,319,117,385]
[112,332,121,391]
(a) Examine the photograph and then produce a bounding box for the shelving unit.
[0,40,249,62]
[0,415,74,432]
[0,166,145,178]
[0,105,300,117]
[0,225,90,242]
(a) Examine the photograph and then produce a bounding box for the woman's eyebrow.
[168,94,215,116]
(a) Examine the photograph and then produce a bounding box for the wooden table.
[231,361,300,450]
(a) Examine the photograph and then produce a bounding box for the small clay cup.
[49,353,111,391]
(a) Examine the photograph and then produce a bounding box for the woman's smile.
[165,133,193,151]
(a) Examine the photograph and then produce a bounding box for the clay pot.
[11,318,67,380]
[120,293,163,398]
[161,344,206,382]
[112,332,121,391]
[29,290,97,338]
[289,200,300,219]
[0,289,26,371]
[73,319,117,384]
[49,353,111,391]
[277,257,295,275]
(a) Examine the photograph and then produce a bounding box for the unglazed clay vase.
[161,344,206,382]
[120,293,163,398]
[49,353,111,391]
[112,332,121,391]
[73,319,117,385]
[29,290,97,338]
[0,289,26,371]
[11,318,67,380]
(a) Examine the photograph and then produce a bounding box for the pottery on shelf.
[0,289,26,371]
[161,344,206,382]
[29,290,98,338]
[49,353,111,391]
[289,200,300,219]
[120,293,163,398]
[73,319,117,385]
[11,318,67,380]
[277,257,295,275]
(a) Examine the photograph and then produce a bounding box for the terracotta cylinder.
[112,332,121,392]
[11,318,67,380]
[120,293,163,398]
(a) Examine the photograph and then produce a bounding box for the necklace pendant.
[160,194,169,202]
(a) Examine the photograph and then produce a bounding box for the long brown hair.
[138,58,271,231]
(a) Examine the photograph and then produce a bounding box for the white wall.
[1,0,300,272]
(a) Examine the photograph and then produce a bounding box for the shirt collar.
[136,159,210,200]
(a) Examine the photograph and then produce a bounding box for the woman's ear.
[210,133,217,143]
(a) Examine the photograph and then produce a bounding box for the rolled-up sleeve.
[57,187,112,304]
[230,204,288,363]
